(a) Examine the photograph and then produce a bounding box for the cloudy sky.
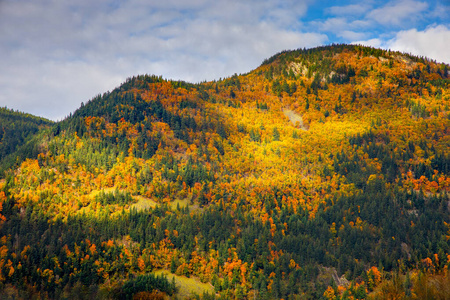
[1,0,449,121]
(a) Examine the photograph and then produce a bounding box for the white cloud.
[355,25,450,64]
[367,0,428,26]
[308,17,373,42]
[350,19,372,29]
[385,25,450,64]
[311,18,348,33]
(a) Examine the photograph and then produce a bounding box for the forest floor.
[282,108,307,130]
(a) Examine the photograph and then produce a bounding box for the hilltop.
[0,44,449,299]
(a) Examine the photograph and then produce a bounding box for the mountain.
[0,44,449,299]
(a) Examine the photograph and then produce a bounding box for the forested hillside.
[0,107,53,175]
[0,44,450,299]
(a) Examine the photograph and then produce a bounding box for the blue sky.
[0,0,449,120]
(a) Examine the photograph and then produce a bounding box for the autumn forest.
[0,44,450,299]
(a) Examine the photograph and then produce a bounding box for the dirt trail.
[283,108,308,130]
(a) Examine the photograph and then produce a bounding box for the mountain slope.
[0,107,53,175]
[0,44,450,299]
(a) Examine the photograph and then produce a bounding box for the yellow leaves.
[368,266,381,285]
[186,144,197,155]
[330,222,337,237]
[323,286,336,300]
[0,202,5,227]
[42,268,55,283]
[367,174,377,185]
[289,259,297,270]
[105,240,114,248]
[0,260,4,282]
[270,222,276,237]
[444,222,450,241]
[138,257,145,272]
[20,245,31,260]
[267,279,274,291]
[422,257,433,270]
[21,158,41,174]
[89,243,97,255]
[260,213,269,225]
[0,245,8,259]
[0,191,6,202]
[355,217,364,229]
[97,267,108,279]
[7,262,14,277]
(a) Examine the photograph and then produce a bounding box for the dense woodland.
[0,44,450,299]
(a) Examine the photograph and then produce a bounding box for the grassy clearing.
[87,187,116,199]
[131,195,158,210]
[87,188,200,213]
[153,269,214,299]
[131,196,195,212]
[170,198,191,210]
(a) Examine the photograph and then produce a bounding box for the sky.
[0,0,449,121]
